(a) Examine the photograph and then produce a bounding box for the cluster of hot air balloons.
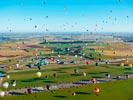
[0,74,17,97]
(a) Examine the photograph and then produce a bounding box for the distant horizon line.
[0,31,133,34]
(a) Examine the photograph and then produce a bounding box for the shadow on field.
[21,78,55,83]
[76,92,91,95]
[9,92,25,95]
[79,67,88,69]
[124,72,133,74]
[57,71,67,73]
[99,71,109,74]
[43,80,55,83]
[21,78,44,82]
[52,69,62,71]
[92,76,104,78]
[54,95,67,98]
[71,74,81,76]
[88,72,98,75]
[124,68,132,70]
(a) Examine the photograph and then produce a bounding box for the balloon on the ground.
[120,63,124,67]
[128,64,132,68]
[6,75,10,79]
[93,87,100,94]
[0,91,5,97]
[91,78,97,84]
[2,82,9,89]
[82,72,86,77]
[72,92,76,96]
[36,72,42,78]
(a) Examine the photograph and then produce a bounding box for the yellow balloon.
[120,63,124,67]
[128,64,132,68]
[36,72,42,78]
[6,75,10,79]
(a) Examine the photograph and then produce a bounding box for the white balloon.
[16,64,19,68]
[83,72,86,77]
[0,91,5,97]
[36,72,42,78]
[75,55,77,58]
[2,82,9,89]
[12,83,16,87]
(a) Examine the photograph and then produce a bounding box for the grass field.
[1,64,133,90]
[2,79,133,100]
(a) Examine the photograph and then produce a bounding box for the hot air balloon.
[105,73,111,79]
[128,64,132,68]
[0,91,5,97]
[36,72,42,78]
[82,72,86,77]
[72,92,76,96]
[58,55,61,58]
[16,63,19,69]
[116,75,121,80]
[6,75,10,79]
[35,25,37,28]
[29,18,32,21]
[74,69,78,74]
[91,78,97,84]
[46,85,50,90]
[12,80,16,87]
[43,1,46,5]
[75,55,78,58]
[27,88,32,94]
[120,63,124,67]
[2,82,9,89]
[53,73,57,78]
[93,87,100,96]
[125,74,130,79]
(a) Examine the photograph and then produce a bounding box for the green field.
[2,79,133,100]
[1,64,132,90]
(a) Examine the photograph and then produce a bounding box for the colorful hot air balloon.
[91,78,97,84]
[93,87,100,95]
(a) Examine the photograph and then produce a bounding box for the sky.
[0,0,133,33]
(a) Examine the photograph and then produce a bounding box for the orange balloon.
[93,87,100,93]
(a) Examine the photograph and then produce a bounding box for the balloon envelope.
[2,82,9,89]
[0,91,5,97]
[36,72,42,78]
[93,87,100,93]
[6,75,10,79]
